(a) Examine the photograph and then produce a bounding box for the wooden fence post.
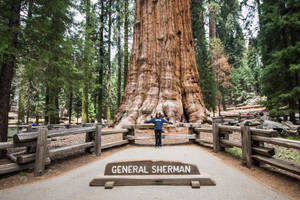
[122,130,127,141]
[27,125,32,132]
[220,130,229,151]
[95,125,102,156]
[241,125,252,168]
[188,126,195,143]
[128,126,135,144]
[85,125,95,153]
[213,123,220,153]
[34,128,48,176]
[251,134,262,167]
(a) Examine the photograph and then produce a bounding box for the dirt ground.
[0,128,299,200]
[197,145,300,200]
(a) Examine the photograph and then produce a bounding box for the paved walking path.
[0,146,288,200]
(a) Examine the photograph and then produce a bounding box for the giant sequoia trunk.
[114,0,207,127]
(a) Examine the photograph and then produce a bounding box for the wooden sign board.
[104,160,200,175]
[90,160,216,189]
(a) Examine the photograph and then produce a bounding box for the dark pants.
[155,130,162,147]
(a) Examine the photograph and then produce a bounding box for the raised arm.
[162,118,173,124]
[144,118,155,123]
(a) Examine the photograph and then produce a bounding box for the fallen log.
[226,105,264,111]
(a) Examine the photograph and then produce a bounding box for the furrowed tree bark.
[18,88,25,123]
[49,88,59,124]
[0,0,21,158]
[123,0,129,91]
[106,0,112,121]
[114,0,207,127]
[44,86,49,124]
[82,0,91,123]
[209,0,216,39]
[68,90,73,124]
[97,0,105,122]
[117,2,122,107]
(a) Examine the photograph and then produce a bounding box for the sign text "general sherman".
[104,160,200,175]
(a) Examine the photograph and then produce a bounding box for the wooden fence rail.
[193,123,300,176]
[0,124,129,176]
[1,122,299,177]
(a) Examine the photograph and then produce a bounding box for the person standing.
[144,113,173,147]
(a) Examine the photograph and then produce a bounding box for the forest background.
[0,0,299,147]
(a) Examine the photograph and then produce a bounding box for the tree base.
[113,0,207,127]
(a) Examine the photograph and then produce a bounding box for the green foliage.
[274,146,300,163]
[225,148,242,159]
[18,171,27,176]
[230,66,255,103]
[285,136,300,141]
[217,0,246,69]
[5,0,298,126]
[260,0,300,119]
[209,38,232,110]
[229,38,263,105]
[192,0,218,111]
[247,39,262,94]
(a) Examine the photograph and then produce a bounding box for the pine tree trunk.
[18,88,25,123]
[49,89,59,124]
[114,0,207,126]
[97,0,104,123]
[55,94,59,124]
[209,0,216,39]
[123,0,129,91]
[0,0,21,158]
[81,0,91,123]
[68,90,73,124]
[117,2,122,107]
[81,86,89,123]
[45,86,49,124]
[35,93,39,125]
[106,0,112,121]
[26,110,30,124]
[35,115,39,125]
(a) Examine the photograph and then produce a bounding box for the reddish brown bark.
[114,0,207,127]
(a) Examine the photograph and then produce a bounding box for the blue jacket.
[144,117,173,130]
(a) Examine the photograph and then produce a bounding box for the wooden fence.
[193,124,300,176]
[124,124,199,144]
[1,122,299,177]
[1,125,128,176]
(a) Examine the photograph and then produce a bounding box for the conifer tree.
[0,0,21,158]
[260,0,300,121]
